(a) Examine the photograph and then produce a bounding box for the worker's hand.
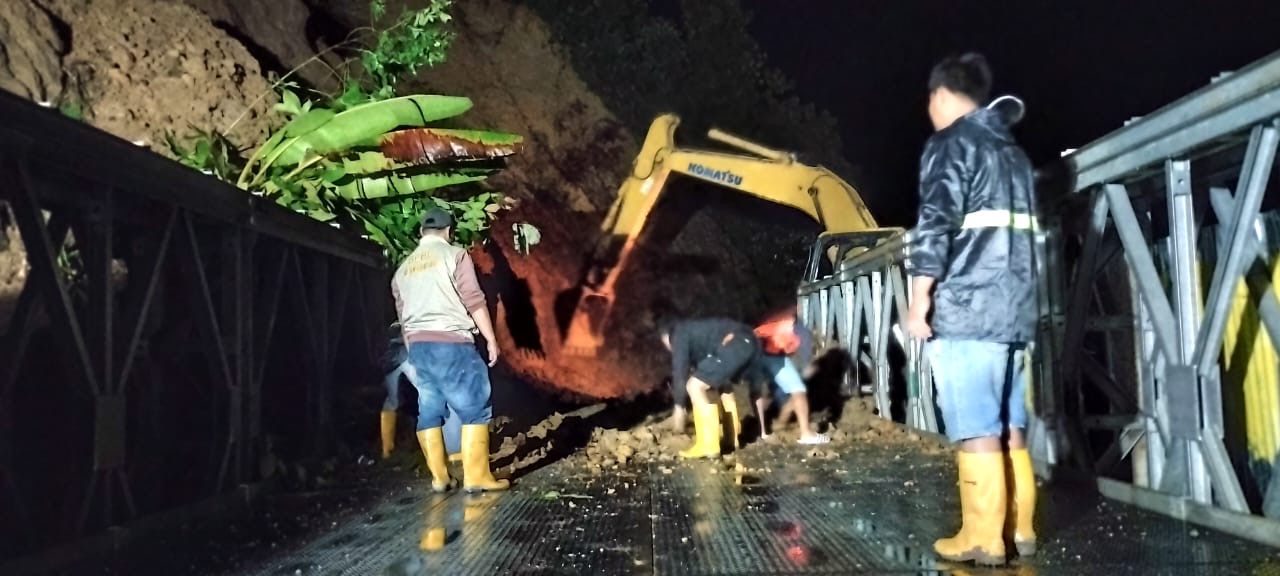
[486,339,500,367]
[905,297,932,340]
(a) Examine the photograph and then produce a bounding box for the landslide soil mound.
[0,0,279,331]
[0,206,24,333]
[40,0,278,151]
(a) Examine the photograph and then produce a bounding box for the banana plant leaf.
[285,108,338,138]
[257,95,474,174]
[340,150,511,177]
[333,169,499,200]
[302,95,473,155]
[340,151,435,176]
[380,128,524,165]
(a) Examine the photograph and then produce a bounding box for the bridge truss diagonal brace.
[1194,124,1280,376]
[1108,126,1278,514]
[115,209,177,395]
[1206,187,1280,347]
[5,157,100,396]
[3,156,144,531]
[1104,184,1181,364]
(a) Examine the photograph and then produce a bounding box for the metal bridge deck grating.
[43,441,1280,575]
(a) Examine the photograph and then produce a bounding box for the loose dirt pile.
[480,394,949,479]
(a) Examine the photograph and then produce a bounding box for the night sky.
[743,0,1280,225]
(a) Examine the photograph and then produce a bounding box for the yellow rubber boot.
[461,424,510,492]
[1005,448,1038,557]
[416,428,457,493]
[720,393,741,451]
[380,411,397,459]
[934,451,1007,566]
[679,403,722,459]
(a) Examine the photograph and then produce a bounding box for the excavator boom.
[562,114,884,356]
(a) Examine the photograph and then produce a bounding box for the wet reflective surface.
[46,442,1280,575]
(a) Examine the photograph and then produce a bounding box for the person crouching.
[660,317,761,459]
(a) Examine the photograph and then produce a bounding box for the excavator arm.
[562,114,882,355]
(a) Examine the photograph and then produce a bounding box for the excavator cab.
[801,229,905,284]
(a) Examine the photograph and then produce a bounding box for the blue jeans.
[755,354,806,405]
[406,341,493,431]
[381,342,410,410]
[927,339,1029,443]
[382,357,413,411]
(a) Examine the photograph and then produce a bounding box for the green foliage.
[232,86,522,264]
[58,101,83,121]
[56,244,85,301]
[526,0,854,178]
[362,0,456,98]
[165,127,243,182]
[164,0,537,266]
[359,191,506,258]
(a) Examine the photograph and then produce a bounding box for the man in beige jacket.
[392,206,508,493]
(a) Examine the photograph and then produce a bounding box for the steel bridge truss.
[1049,49,1280,546]
[0,91,388,568]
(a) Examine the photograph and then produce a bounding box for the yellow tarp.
[1219,259,1280,465]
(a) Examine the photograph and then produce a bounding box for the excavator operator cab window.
[803,238,854,282]
[803,232,893,283]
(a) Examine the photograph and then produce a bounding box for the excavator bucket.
[562,290,611,357]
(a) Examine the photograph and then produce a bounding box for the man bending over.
[661,317,762,458]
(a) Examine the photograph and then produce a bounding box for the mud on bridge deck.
[35,398,1280,576]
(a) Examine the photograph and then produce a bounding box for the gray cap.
[420,206,454,230]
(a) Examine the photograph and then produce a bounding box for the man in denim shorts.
[751,310,828,444]
[904,53,1040,566]
[661,318,762,459]
[393,207,508,493]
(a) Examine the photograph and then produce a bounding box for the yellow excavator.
[562,113,888,356]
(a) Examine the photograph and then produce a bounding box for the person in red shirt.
[752,309,828,444]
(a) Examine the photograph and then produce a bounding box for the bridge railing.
[1038,48,1280,547]
[796,221,1060,449]
[0,90,390,568]
[797,228,941,433]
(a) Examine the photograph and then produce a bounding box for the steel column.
[1165,159,1213,503]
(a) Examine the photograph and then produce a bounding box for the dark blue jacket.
[905,105,1039,343]
[668,318,759,406]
